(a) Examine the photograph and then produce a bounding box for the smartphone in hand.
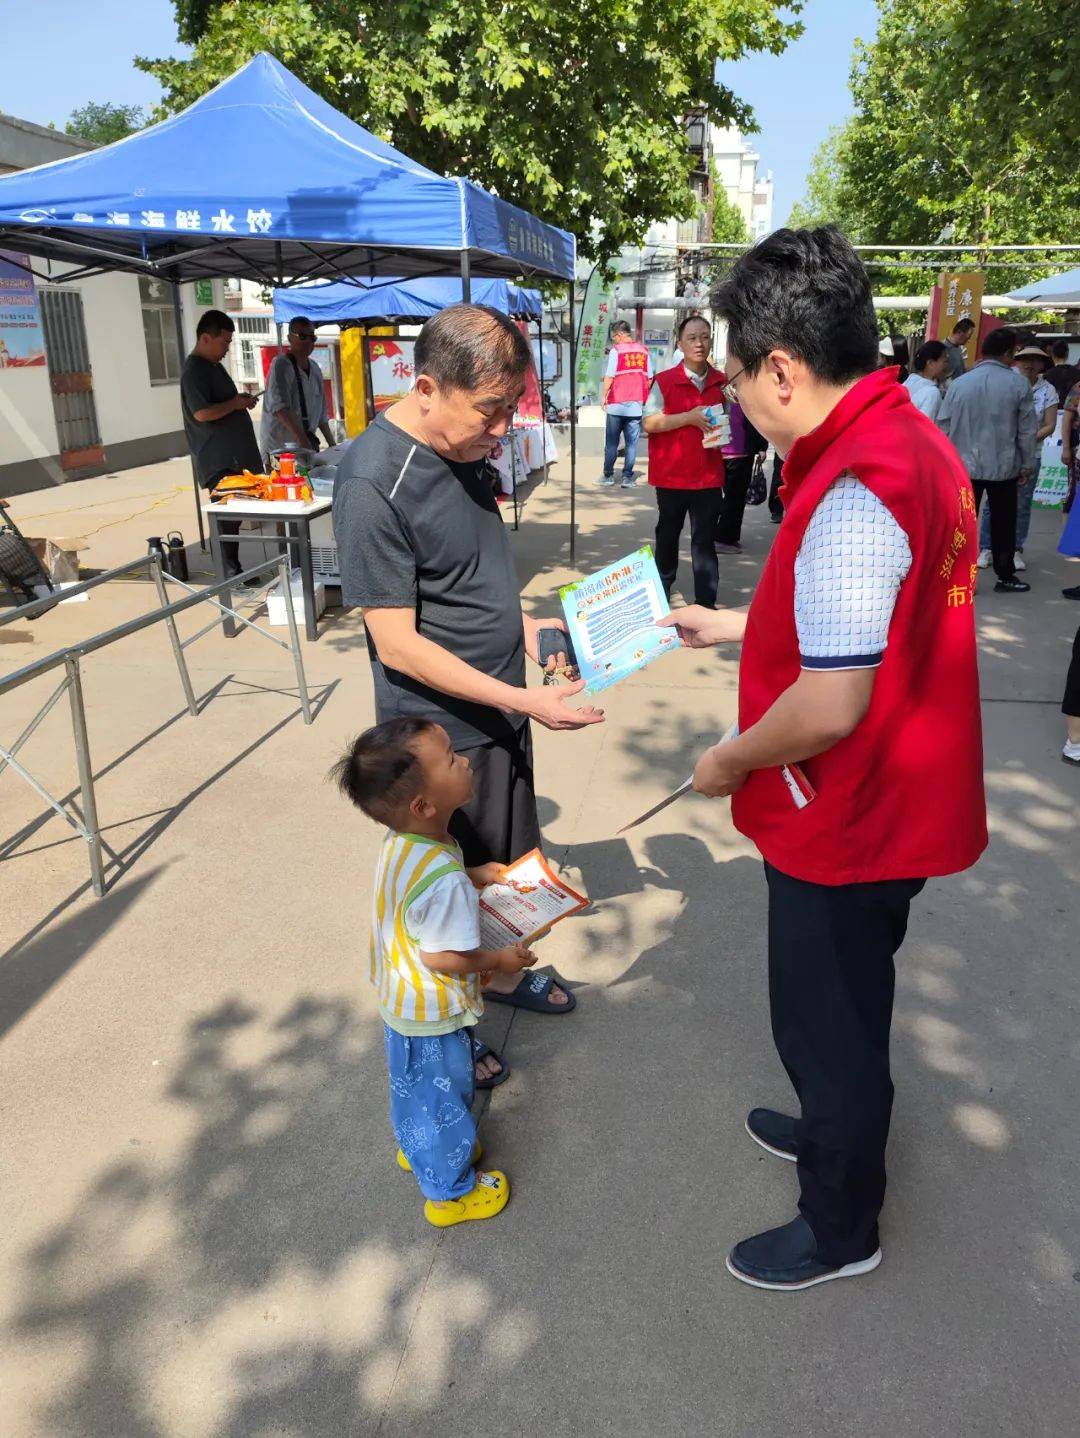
[536,626,578,669]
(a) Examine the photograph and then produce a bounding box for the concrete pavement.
[1,455,1077,1436]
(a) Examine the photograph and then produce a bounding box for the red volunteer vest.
[648,364,727,490]
[608,342,651,406]
[731,367,988,885]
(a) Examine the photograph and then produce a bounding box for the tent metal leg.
[511,429,519,529]
[537,311,546,493]
[172,284,207,553]
[460,250,472,303]
[568,278,577,562]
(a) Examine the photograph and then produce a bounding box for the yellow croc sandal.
[424,1170,510,1227]
[397,1139,482,1173]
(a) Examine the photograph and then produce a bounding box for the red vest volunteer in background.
[606,340,652,407]
[601,325,653,487]
[658,228,987,1295]
[643,314,729,609]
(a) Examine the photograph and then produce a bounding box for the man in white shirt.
[903,341,948,421]
[260,316,334,462]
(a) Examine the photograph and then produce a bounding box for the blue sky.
[3,0,185,131]
[5,0,877,225]
[717,1,881,223]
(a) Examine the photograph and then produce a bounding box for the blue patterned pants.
[384,1024,477,1200]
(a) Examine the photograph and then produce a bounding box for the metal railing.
[1,553,312,897]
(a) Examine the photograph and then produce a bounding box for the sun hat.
[1013,346,1052,369]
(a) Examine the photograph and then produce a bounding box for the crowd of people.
[178,233,1076,1284]
[604,312,1072,604]
[596,307,1078,765]
[318,227,1002,1296]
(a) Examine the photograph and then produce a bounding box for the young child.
[332,717,537,1227]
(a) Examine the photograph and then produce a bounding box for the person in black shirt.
[1043,339,1080,406]
[334,304,604,1086]
[180,309,262,577]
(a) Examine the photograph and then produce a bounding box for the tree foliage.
[140,0,802,262]
[948,0,1080,167]
[65,101,145,146]
[788,0,1080,298]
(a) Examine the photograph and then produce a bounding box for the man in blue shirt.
[937,326,1037,592]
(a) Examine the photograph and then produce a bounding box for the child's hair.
[330,717,436,824]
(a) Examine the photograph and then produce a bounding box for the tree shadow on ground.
[6,995,539,1438]
[4,498,1078,1435]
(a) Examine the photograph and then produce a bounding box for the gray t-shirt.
[260,352,325,457]
[944,340,967,381]
[180,353,262,487]
[333,413,527,748]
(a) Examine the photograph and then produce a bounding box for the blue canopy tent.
[0,52,579,551]
[272,277,542,325]
[0,53,574,288]
[271,278,548,533]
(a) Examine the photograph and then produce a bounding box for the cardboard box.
[26,535,91,585]
[267,567,325,627]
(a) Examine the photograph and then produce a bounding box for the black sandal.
[473,1039,510,1090]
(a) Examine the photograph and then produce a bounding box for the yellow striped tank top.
[370,831,483,1025]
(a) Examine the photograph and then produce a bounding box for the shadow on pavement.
[1,679,339,1036]
[6,995,537,1437]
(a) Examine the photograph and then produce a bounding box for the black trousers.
[715,455,753,545]
[765,862,926,1265]
[1063,625,1080,717]
[973,478,1019,582]
[768,452,784,520]
[448,724,541,867]
[654,485,725,608]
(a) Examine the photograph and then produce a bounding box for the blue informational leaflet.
[559,546,681,693]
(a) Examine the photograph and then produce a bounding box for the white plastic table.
[202,496,333,641]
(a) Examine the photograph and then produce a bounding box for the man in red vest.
[643,314,729,607]
[660,227,988,1292]
[600,321,652,487]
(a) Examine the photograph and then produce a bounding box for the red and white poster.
[515,319,542,424]
[367,337,415,411]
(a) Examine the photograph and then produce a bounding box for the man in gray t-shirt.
[260,316,334,461]
[180,309,261,577]
[334,304,604,1081]
[943,317,975,383]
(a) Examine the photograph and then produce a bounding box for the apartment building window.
[235,315,274,384]
[139,277,182,385]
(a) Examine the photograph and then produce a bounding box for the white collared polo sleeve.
[793,475,912,670]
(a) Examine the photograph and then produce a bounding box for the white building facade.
[604,121,774,374]
[710,124,774,239]
[0,114,243,497]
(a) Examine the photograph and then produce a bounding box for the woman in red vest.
[660,228,988,1292]
[643,315,729,608]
